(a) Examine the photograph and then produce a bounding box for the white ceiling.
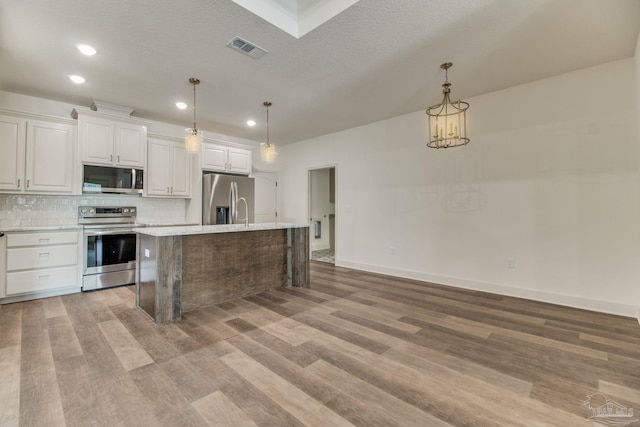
[1,0,639,145]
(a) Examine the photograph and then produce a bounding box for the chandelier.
[426,62,469,149]
[185,77,203,153]
[260,101,276,162]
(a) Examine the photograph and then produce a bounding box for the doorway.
[309,167,336,264]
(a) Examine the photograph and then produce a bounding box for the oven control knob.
[80,208,88,214]
[130,208,136,214]
[123,208,129,213]
[89,208,95,214]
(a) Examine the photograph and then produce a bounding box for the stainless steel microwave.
[83,165,143,194]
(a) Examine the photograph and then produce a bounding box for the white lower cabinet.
[4,230,81,298]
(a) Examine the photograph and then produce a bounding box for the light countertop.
[1,225,83,232]
[137,223,309,237]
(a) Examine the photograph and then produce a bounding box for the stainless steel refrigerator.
[202,172,255,225]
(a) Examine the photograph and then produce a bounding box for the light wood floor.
[1,261,640,426]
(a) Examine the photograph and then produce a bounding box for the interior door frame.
[307,164,337,263]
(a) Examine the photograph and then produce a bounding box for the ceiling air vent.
[226,36,268,59]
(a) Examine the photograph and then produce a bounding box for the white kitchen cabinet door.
[80,115,114,165]
[0,115,26,191]
[202,144,252,175]
[228,148,252,174]
[146,138,190,197]
[115,123,146,168]
[145,138,171,195]
[25,120,74,193]
[170,143,190,197]
[79,113,146,168]
[201,144,227,172]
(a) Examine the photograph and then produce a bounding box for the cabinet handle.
[0,232,5,237]
[166,187,170,193]
[110,154,113,162]
[170,186,173,193]
[38,274,50,280]
[26,179,30,188]
[117,155,120,163]
[17,178,20,188]
[38,238,50,243]
[38,252,50,257]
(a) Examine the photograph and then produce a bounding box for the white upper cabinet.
[78,113,146,168]
[201,143,252,175]
[0,115,26,191]
[0,115,74,194]
[146,137,190,198]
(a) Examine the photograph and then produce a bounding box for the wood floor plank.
[301,340,589,427]
[324,298,422,333]
[192,390,258,427]
[0,345,21,427]
[293,312,391,354]
[598,380,640,406]
[97,319,154,371]
[0,303,22,349]
[129,362,209,427]
[221,350,355,427]
[19,301,67,427]
[41,296,68,319]
[384,342,533,397]
[306,359,452,427]
[114,307,182,364]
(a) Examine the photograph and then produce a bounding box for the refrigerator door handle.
[229,181,238,224]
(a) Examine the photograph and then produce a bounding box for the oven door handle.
[84,229,138,236]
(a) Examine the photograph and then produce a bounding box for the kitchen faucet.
[236,197,249,227]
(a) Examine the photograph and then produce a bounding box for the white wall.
[279,57,640,316]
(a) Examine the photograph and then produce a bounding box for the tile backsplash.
[0,194,186,228]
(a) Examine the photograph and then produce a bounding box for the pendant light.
[426,62,469,149]
[260,101,276,162]
[185,77,203,153]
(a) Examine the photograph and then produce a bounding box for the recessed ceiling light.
[69,75,86,84]
[76,44,96,56]
[247,120,256,127]
[176,102,187,110]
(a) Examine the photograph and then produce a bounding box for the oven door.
[84,229,137,275]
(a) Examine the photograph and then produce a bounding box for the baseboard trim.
[336,260,637,318]
[0,286,80,305]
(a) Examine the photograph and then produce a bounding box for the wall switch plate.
[144,249,150,258]
[507,257,514,268]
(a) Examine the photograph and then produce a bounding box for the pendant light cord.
[192,81,197,130]
[263,101,272,147]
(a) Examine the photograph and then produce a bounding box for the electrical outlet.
[506,257,514,268]
[144,249,150,258]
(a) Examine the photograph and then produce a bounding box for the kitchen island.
[136,223,309,323]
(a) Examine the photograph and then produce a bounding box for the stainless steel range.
[79,206,143,291]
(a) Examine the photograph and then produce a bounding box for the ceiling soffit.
[232,0,361,38]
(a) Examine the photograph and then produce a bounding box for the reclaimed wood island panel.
[136,223,309,323]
